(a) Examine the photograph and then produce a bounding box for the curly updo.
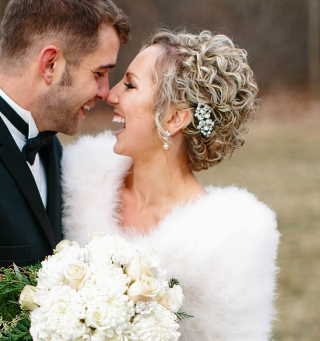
[145,30,258,171]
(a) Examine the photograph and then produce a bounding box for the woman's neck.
[124,149,204,211]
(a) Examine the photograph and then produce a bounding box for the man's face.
[40,24,120,135]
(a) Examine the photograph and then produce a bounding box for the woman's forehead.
[128,45,164,77]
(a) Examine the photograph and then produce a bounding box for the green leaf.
[169,278,180,288]
[12,264,25,282]
[175,311,194,321]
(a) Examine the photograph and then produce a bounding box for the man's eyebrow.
[95,63,116,70]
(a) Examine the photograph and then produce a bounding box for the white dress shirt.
[0,89,47,207]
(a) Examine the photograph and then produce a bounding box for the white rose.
[128,275,163,302]
[158,285,184,312]
[37,241,84,292]
[126,256,154,281]
[86,235,136,268]
[64,262,89,290]
[130,303,180,341]
[19,285,39,311]
[54,240,80,254]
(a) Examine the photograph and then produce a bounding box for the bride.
[62,30,279,340]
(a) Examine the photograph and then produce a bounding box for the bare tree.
[308,0,320,99]
[114,0,309,93]
[0,0,9,16]
[0,0,310,94]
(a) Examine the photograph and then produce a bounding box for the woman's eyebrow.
[126,71,140,80]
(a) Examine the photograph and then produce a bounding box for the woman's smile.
[112,112,126,135]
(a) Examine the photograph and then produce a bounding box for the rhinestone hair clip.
[194,103,215,138]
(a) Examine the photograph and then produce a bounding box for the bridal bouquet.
[14,235,187,341]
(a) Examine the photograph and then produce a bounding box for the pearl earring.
[163,142,169,151]
[162,130,171,151]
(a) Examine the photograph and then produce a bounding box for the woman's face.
[107,45,163,158]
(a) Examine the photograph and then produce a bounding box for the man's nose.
[97,76,110,101]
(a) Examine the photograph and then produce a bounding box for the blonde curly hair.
[145,30,258,171]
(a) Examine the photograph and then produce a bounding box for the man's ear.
[38,45,61,85]
[165,106,193,136]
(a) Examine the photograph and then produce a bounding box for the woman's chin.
[113,144,122,155]
[113,142,129,156]
[112,127,126,137]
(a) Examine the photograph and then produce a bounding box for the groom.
[0,0,129,267]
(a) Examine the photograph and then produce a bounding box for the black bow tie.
[0,95,56,165]
[22,131,56,164]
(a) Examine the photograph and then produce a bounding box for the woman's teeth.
[112,116,125,124]
[112,116,126,129]
[83,105,92,112]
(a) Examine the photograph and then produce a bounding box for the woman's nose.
[106,82,120,105]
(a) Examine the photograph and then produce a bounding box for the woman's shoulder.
[203,185,277,232]
[178,185,276,224]
[205,186,276,222]
[150,185,278,258]
[161,185,279,249]
[163,186,279,340]
[62,130,131,183]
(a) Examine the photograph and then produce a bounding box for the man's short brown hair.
[0,0,129,64]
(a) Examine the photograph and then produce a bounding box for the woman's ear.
[165,106,193,135]
[38,45,61,85]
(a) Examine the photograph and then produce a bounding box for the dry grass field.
[62,98,320,341]
[199,113,320,341]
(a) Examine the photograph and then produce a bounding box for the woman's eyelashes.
[124,81,135,89]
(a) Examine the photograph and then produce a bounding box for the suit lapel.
[0,118,56,248]
[41,137,63,243]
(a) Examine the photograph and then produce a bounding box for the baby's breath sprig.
[0,264,40,340]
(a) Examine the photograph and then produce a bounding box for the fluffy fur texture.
[62,131,280,341]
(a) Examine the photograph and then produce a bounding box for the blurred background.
[1,0,319,340]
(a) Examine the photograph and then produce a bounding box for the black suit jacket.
[0,114,63,267]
